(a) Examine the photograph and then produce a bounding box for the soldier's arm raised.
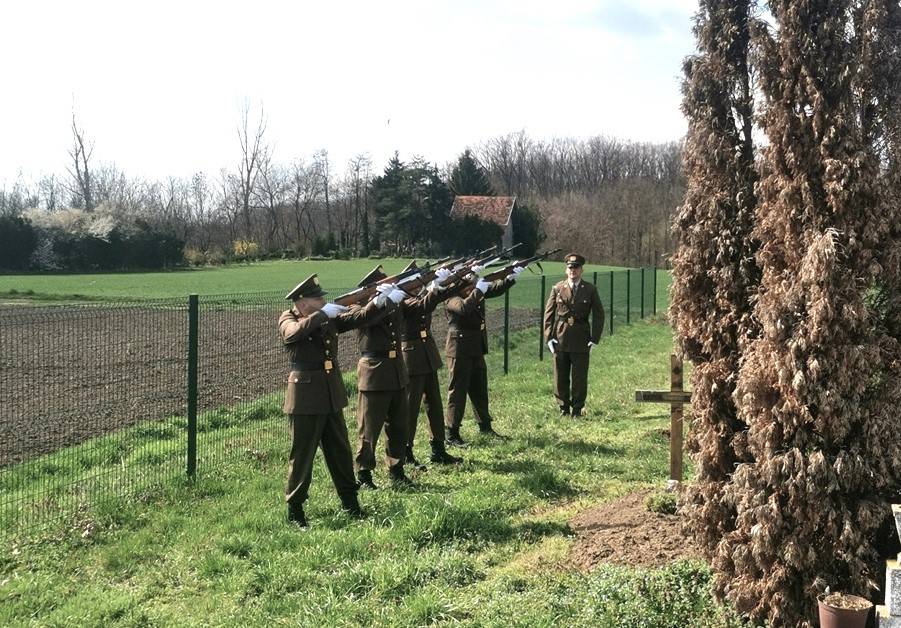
[279,310,328,344]
[334,297,395,333]
[445,289,482,316]
[591,286,605,343]
[483,278,511,299]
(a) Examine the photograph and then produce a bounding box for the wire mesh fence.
[0,268,660,537]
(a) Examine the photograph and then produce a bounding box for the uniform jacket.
[356,294,438,391]
[444,279,511,362]
[543,279,604,353]
[279,299,383,415]
[400,286,452,376]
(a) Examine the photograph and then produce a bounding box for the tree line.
[0,106,682,272]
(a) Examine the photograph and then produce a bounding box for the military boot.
[479,422,503,438]
[406,444,427,471]
[571,407,584,419]
[430,440,463,465]
[287,502,307,528]
[357,469,378,490]
[559,405,571,417]
[388,464,415,488]
[447,426,466,448]
[340,494,366,519]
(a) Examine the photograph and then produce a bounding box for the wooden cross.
[634,354,691,482]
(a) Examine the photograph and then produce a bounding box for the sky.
[0,0,698,184]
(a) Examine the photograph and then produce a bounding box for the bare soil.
[568,489,701,570]
[0,302,538,467]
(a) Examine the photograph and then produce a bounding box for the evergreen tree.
[449,149,493,196]
[510,202,545,256]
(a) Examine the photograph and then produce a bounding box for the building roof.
[450,195,516,227]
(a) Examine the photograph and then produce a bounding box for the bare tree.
[236,103,267,241]
[66,113,94,211]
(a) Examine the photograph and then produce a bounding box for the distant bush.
[231,240,259,261]
[0,215,38,270]
[183,247,207,266]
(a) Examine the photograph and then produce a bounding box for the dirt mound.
[568,490,701,570]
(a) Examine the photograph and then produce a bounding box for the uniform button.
[325,340,331,344]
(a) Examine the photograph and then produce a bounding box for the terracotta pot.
[817,594,873,628]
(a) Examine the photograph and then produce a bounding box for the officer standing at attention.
[353,265,432,490]
[443,264,524,446]
[543,253,604,417]
[278,274,387,528]
[398,262,463,468]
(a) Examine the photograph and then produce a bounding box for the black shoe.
[479,424,502,437]
[340,494,366,519]
[559,406,571,417]
[571,408,584,418]
[447,426,466,448]
[406,445,427,471]
[357,469,378,490]
[388,465,415,488]
[430,440,463,465]
[287,502,307,528]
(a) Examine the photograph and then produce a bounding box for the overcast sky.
[1,0,697,184]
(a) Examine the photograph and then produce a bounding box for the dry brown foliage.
[674,0,901,625]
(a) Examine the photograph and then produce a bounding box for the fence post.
[640,267,646,319]
[653,266,658,316]
[503,286,510,374]
[186,294,198,478]
[539,274,546,361]
[626,269,631,325]
[609,270,615,335]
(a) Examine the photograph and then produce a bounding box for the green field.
[0,320,743,627]
[0,258,666,302]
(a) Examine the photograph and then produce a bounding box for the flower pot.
[817,593,873,628]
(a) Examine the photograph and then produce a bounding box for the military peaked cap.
[357,264,388,288]
[285,274,328,300]
[564,253,586,268]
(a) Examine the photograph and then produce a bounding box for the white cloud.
[0,0,695,183]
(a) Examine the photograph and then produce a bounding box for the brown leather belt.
[361,350,398,359]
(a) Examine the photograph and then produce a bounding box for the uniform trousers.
[553,351,591,411]
[355,389,407,471]
[286,412,358,505]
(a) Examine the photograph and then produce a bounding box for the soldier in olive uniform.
[443,265,524,446]
[543,253,604,417]
[278,274,387,527]
[353,265,436,489]
[398,262,463,468]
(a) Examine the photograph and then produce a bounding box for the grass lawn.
[0,259,668,311]
[0,319,744,627]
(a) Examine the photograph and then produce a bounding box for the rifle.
[397,245,510,297]
[436,243,524,291]
[458,248,562,297]
[331,257,451,307]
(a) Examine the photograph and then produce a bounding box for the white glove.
[587,341,597,351]
[388,288,407,304]
[548,339,558,354]
[374,283,396,308]
[428,279,443,293]
[475,279,490,294]
[511,266,525,276]
[471,265,486,276]
[320,303,348,319]
[435,268,452,282]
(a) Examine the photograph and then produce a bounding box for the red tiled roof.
[450,196,516,226]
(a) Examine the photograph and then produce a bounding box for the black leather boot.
[571,407,584,418]
[430,440,463,465]
[388,464,414,488]
[406,444,427,471]
[287,502,307,528]
[357,469,377,490]
[479,423,502,437]
[447,426,466,447]
[559,405,571,417]
[340,493,365,519]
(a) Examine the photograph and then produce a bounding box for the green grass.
[0,259,668,309]
[0,319,738,627]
